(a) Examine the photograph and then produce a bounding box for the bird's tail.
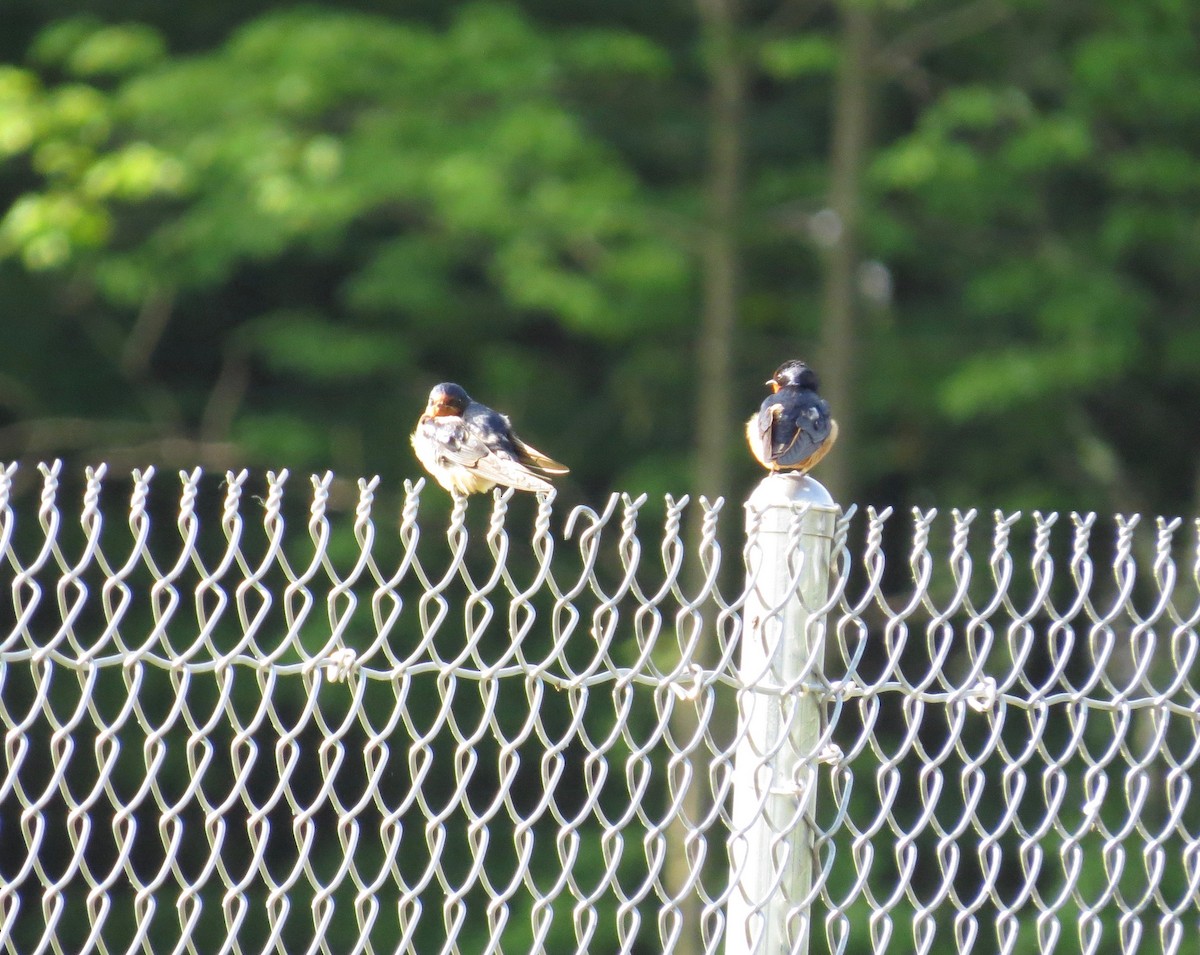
[515,439,570,475]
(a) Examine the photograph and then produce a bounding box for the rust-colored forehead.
[427,382,470,414]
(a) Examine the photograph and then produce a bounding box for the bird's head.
[426,382,471,417]
[768,359,819,393]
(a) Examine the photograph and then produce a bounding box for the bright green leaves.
[0,1,687,482]
[0,68,112,157]
[32,18,166,77]
[1,192,108,269]
[7,4,684,334]
[0,68,39,157]
[871,52,1176,423]
[80,142,187,200]
[3,0,1193,512]
[0,50,185,270]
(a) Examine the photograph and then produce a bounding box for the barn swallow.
[746,359,838,474]
[411,382,569,495]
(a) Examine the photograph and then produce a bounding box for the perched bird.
[746,359,838,475]
[411,382,569,496]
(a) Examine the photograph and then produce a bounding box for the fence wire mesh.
[1,461,1199,955]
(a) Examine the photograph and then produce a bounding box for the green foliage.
[0,1,693,484]
[1,0,1196,513]
[0,61,185,270]
[857,0,1200,511]
[33,18,167,76]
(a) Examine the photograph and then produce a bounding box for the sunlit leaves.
[74,26,165,77]
[0,191,109,269]
[0,60,185,269]
[342,239,462,317]
[0,71,110,155]
[81,142,187,199]
[940,340,1131,420]
[3,0,1192,512]
[0,68,40,156]
[32,17,165,76]
[80,3,684,334]
[0,0,691,484]
[1003,116,1092,171]
[562,30,669,78]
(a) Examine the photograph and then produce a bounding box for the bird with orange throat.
[412,383,569,496]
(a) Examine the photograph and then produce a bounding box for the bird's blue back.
[762,388,832,467]
[464,402,520,457]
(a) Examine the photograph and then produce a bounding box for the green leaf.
[0,68,39,156]
[81,141,188,199]
[68,25,166,77]
[0,191,111,268]
[30,16,105,67]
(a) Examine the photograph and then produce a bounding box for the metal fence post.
[724,472,837,955]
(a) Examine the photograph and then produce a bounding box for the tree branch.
[0,417,161,456]
[818,1,875,502]
[761,0,824,37]
[200,346,251,443]
[0,417,239,471]
[692,0,746,504]
[876,0,1012,76]
[121,285,176,380]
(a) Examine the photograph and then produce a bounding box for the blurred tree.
[0,5,690,502]
[863,0,1200,516]
[4,0,1199,518]
[816,0,874,503]
[691,0,745,505]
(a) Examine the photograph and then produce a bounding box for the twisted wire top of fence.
[5,461,1197,686]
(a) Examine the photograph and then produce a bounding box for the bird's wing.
[434,418,554,492]
[465,403,567,478]
[772,395,833,468]
[751,404,779,466]
[512,436,569,475]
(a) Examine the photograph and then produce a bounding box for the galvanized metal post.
[724,472,836,955]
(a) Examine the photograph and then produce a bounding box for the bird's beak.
[767,380,780,393]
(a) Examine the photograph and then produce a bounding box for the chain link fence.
[1,461,1198,954]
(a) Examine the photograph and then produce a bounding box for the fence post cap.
[746,473,836,511]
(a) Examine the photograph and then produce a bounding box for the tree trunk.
[819,2,875,504]
[693,0,744,503]
[670,0,746,951]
